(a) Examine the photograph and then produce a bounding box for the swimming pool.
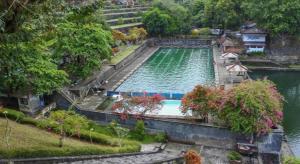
[116,47,215,94]
[145,100,188,116]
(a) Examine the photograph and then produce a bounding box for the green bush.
[131,120,146,141]
[219,80,284,134]
[20,117,39,126]
[0,108,25,121]
[117,17,124,25]
[284,156,300,164]
[154,132,167,142]
[248,51,265,56]
[198,27,211,35]
[191,29,200,36]
[0,145,140,159]
[227,151,242,161]
[0,109,141,150]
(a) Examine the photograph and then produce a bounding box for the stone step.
[60,150,181,164]
[104,4,147,10]
[110,22,143,30]
[103,7,149,14]
[104,11,145,20]
[106,16,142,26]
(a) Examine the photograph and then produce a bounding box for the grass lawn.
[289,64,300,68]
[111,22,143,30]
[110,44,141,65]
[0,118,137,158]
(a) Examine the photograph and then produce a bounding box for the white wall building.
[241,27,267,53]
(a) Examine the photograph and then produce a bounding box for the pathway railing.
[107,91,184,100]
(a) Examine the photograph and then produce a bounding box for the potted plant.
[227,151,242,164]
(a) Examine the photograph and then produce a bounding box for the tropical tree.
[142,8,174,36]
[241,0,300,38]
[40,110,89,147]
[143,0,192,36]
[53,22,113,79]
[201,0,241,29]
[0,41,69,96]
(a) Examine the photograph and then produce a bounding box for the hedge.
[0,108,25,121]
[0,145,140,159]
[0,109,141,153]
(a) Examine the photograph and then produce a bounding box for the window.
[19,98,28,105]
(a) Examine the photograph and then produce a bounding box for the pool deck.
[105,47,160,91]
[78,44,230,110]
[212,43,233,90]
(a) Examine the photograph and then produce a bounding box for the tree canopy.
[54,22,112,79]
[143,0,191,36]
[0,0,113,96]
[181,80,284,134]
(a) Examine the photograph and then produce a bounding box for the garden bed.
[110,44,141,65]
[0,118,139,159]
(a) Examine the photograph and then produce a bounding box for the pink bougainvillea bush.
[219,79,284,134]
[112,94,165,120]
[181,79,284,135]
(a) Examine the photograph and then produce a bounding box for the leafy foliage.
[143,0,191,36]
[131,120,146,141]
[181,85,224,121]
[54,22,113,78]
[181,80,284,134]
[0,0,112,95]
[283,156,300,164]
[242,0,300,36]
[112,94,165,120]
[39,110,89,147]
[142,8,173,36]
[0,41,69,95]
[227,151,242,161]
[219,80,284,134]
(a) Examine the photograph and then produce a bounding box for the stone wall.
[149,38,212,47]
[76,109,238,141]
[112,41,150,70]
[73,109,283,164]
[267,36,300,64]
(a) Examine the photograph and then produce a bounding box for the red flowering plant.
[181,85,224,122]
[112,94,165,120]
[218,79,284,135]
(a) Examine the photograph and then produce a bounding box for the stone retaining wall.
[76,109,238,142]
[112,41,150,70]
[73,109,284,164]
[0,151,162,164]
[149,38,212,47]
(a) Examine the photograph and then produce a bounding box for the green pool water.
[250,71,300,156]
[116,47,215,93]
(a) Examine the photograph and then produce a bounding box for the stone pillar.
[257,127,284,164]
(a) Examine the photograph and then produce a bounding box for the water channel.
[250,70,300,156]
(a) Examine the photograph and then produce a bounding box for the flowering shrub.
[112,30,127,42]
[112,28,148,45]
[184,149,202,164]
[181,80,284,134]
[112,94,164,120]
[181,85,224,121]
[219,80,284,134]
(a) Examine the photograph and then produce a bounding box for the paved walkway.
[213,45,229,88]
[76,47,158,110]
[104,47,159,91]
[58,141,258,164]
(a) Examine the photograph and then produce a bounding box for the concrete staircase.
[103,2,149,30]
